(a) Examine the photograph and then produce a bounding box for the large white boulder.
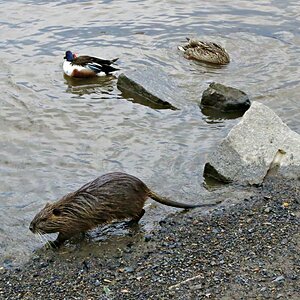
[204,102,300,185]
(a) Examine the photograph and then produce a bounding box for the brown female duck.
[178,38,230,65]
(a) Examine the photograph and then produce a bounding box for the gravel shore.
[1,178,299,300]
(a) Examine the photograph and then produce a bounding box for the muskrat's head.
[29,202,64,235]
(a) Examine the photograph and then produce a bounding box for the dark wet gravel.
[1,178,299,299]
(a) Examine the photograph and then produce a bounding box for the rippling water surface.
[1,0,300,265]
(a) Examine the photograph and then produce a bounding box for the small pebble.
[273,275,285,283]
[282,202,289,208]
[264,207,272,213]
[124,267,134,273]
[144,235,152,242]
[39,262,49,268]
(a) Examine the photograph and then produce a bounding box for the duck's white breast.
[63,61,86,76]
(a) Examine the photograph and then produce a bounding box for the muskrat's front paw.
[46,240,61,249]
[126,219,140,228]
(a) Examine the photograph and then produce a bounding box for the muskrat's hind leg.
[127,209,145,227]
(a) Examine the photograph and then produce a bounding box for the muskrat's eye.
[53,208,61,216]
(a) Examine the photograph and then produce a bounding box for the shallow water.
[1,0,300,266]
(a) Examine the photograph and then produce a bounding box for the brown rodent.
[30,172,220,247]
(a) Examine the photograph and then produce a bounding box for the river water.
[1,0,300,266]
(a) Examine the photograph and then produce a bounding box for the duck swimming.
[178,38,230,65]
[63,50,119,78]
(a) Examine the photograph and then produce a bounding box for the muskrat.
[30,172,220,247]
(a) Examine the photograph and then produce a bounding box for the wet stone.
[273,275,285,283]
[264,207,272,213]
[117,67,179,110]
[200,82,250,117]
[124,266,134,273]
[144,234,152,242]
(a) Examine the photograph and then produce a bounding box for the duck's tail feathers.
[86,62,119,74]
[92,57,119,66]
[178,45,185,52]
[101,64,120,75]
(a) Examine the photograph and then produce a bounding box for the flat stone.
[200,82,251,114]
[204,102,300,185]
[117,67,179,110]
[273,275,285,283]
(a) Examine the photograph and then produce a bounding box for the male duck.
[178,38,230,65]
[63,50,119,78]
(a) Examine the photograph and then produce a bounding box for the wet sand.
[1,178,299,299]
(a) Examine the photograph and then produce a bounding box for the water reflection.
[64,74,117,95]
[201,106,247,121]
[118,87,178,110]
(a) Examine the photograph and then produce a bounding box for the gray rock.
[117,67,179,110]
[204,102,300,184]
[273,275,285,283]
[200,82,251,114]
[264,207,272,213]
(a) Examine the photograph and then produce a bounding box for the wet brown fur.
[30,172,220,247]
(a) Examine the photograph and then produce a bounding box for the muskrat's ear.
[52,208,61,216]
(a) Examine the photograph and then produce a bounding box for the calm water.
[1,0,300,265]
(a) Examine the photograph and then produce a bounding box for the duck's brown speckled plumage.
[179,38,230,65]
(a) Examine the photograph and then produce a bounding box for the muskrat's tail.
[148,190,221,209]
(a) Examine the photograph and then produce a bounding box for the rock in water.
[204,102,300,185]
[200,82,251,114]
[117,67,178,110]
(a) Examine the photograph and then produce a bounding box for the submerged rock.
[200,82,251,114]
[204,102,300,185]
[117,67,178,110]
